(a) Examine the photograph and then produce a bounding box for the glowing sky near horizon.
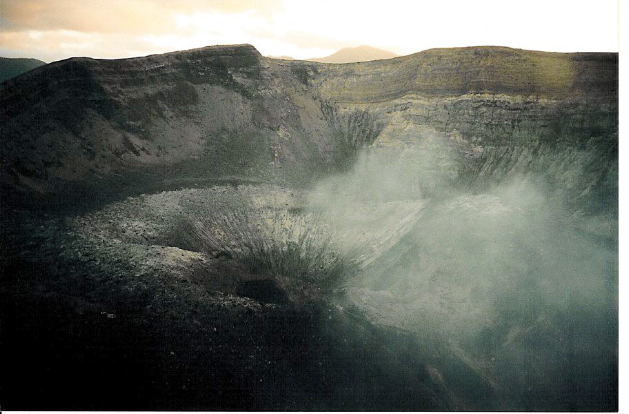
[0,0,619,62]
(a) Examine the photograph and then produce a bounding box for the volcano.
[0,44,618,411]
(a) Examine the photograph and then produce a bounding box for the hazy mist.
[306,131,617,410]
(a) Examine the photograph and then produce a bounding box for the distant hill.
[0,57,46,83]
[268,55,296,61]
[308,45,398,63]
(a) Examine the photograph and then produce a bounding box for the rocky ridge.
[0,44,617,209]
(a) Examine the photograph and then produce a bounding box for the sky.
[0,0,620,63]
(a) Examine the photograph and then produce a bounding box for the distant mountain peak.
[268,55,297,61]
[308,45,398,63]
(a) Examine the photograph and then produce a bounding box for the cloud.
[0,0,618,62]
[0,0,290,61]
[0,29,168,61]
[0,0,344,61]
[3,0,168,34]
[1,0,282,34]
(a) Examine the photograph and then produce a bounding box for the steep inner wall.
[0,45,335,202]
[0,45,618,211]
[307,47,617,217]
